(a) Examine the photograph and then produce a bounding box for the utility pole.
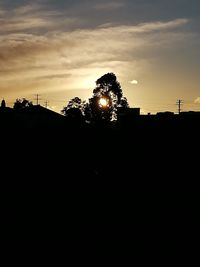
[44,100,49,108]
[35,94,42,105]
[176,99,183,114]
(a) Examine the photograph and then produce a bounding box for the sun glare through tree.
[99,98,108,108]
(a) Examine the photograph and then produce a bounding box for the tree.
[1,99,6,108]
[62,97,86,120]
[89,73,129,122]
[119,97,129,108]
[62,73,129,123]
[88,94,114,122]
[13,98,33,110]
[94,73,123,104]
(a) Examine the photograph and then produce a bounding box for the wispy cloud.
[0,4,193,110]
[0,20,190,72]
[13,4,42,15]
[0,18,190,73]
[36,73,71,81]
[0,17,53,33]
[0,1,199,114]
[130,19,189,33]
[97,18,189,33]
[0,3,76,34]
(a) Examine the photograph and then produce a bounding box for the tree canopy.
[13,98,33,110]
[62,73,129,122]
[1,99,6,108]
[94,73,123,104]
[62,97,86,115]
[90,73,129,121]
[61,97,86,121]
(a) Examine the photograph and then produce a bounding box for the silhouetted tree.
[1,99,6,108]
[62,74,129,123]
[13,98,33,110]
[89,73,129,122]
[62,97,86,121]
[62,97,86,115]
[119,97,129,108]
[88,94,114,122]
[94,73,122,102]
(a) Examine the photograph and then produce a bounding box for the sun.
[99,98,108,107]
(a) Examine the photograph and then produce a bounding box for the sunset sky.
[0,0,200,114]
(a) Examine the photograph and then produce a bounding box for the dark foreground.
[1,116,200,243]
[1,115,199,191]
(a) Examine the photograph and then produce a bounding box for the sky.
[0,0,200,114]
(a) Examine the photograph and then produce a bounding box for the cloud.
[130,19,189,33]
[13,4,42,15]
[194,97,200,103]
[130,80,138,85]
[0,11,192,108]
[0,4,54,33]
[0,3,76,34]
[0,18,189,74]
[0,17,53,33]
[36,73,71,81]
[97,18,189,34]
